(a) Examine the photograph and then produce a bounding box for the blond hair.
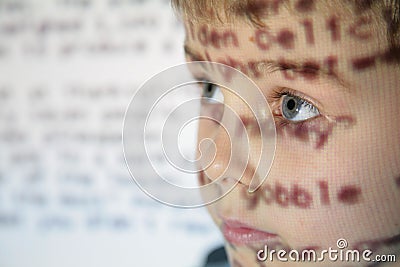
[171,0,399,50]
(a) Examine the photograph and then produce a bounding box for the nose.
[198,90,274,194]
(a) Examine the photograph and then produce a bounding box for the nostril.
[199,170,246,188]
[221,176,245,187]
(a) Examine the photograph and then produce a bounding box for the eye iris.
[201,82,224,104]
[280,94,320,122]
[282,96,299,119]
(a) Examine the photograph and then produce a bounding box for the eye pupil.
[286,98,296,111]
[207,83,213,93]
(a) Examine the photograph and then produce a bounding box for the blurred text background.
[0,0,222,266]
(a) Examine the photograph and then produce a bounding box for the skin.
[181,2,400,266]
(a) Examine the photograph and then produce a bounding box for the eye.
[281,94,320,122]
[201,82,224,104]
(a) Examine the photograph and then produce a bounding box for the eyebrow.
[183,44,349,89]
[184,45,203,61]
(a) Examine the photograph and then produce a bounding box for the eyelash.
[269,88,322,128]
[196,78,322,129]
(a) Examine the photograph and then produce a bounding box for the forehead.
[183,7,385,83]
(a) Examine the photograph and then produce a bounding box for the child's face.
[183,3,400,266]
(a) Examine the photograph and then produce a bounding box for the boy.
[172,0,400,266]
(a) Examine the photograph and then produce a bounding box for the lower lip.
[222,222,278,246]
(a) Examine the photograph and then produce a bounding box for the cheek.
[251,129,400,247]
[275,115,356,150]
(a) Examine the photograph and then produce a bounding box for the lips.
[222,219,278,246]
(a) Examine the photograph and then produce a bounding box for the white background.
[0,0,223,266]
